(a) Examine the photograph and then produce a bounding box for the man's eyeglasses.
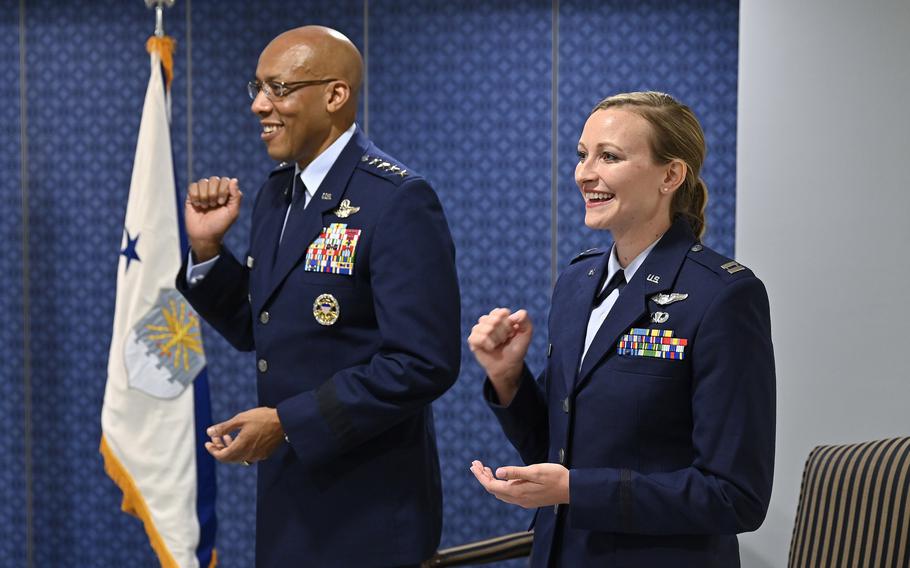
[247,78,337,100]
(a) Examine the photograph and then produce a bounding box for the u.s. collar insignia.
[333,199,360,219]
[651,292,689,306]
[313,293,339,326]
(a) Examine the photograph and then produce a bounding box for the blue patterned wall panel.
[556,0,739,266]
[0,7,27,567]
[25,1,186,566]
[369,0,552,550]
[189,2,363,565]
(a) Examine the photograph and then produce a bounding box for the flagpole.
[145,0,175,37]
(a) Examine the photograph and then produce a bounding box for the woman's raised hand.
[468,308,533,406]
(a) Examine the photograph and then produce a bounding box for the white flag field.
[100,36,217,568]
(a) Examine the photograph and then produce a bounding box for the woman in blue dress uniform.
[468,92,775,567]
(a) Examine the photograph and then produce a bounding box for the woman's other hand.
[470,460,570,508]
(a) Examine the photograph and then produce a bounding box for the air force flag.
[100,36,217,568]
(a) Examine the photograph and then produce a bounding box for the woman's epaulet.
[570,247,605,264]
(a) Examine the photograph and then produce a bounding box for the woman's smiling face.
[575,108,674,237]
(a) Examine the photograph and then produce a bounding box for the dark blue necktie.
[284,175,306,205]
[593,269,626,308]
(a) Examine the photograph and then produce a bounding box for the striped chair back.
[788,437,910,568]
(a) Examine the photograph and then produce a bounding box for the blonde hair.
[592,91,708,238]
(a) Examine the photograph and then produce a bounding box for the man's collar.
[294,123,357,196]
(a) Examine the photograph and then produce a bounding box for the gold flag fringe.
[146,35,175,89]
[100,435,219,567]
[100,434,179,567]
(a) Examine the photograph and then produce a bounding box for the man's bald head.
[263,26,363,104]
[251,26,363,166]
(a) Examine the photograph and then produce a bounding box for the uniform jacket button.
[259,311,270,324]
[562,397,570,413]
[257,359,268,373]
[558,448,566,464]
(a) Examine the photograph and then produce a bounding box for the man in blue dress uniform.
[176,26,460,567]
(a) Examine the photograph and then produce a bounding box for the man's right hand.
[185,176,243,262]
[468,308,533,406]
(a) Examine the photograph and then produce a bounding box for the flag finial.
[144,0,175,38]
[145,0,176,88]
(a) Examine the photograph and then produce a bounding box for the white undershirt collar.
[294,123,357,203]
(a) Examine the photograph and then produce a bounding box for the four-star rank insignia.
[361,154,409,177]
[313,293,339,326]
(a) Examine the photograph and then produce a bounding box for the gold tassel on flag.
[146,35,176,89]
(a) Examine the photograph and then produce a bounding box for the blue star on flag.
[120,229,141,271]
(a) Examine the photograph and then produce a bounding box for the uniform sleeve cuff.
[186,251,220,287]
[567,467,628,532]
[275,390,340,470]
[483,366,536,410]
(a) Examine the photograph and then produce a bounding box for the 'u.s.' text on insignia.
[646,274,661,284]
[651,292,688,306]
[333,199,361,219]
[313,293,340,326]
[124,288,207,399]
[617,327,687,360]
[305,223,362,276]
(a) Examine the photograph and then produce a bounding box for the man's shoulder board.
[357,153,416,186]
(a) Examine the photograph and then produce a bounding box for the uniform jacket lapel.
[560,252,610,392]
[264,128,370,302]
[249,173,293,316]
[575,220,695,391]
